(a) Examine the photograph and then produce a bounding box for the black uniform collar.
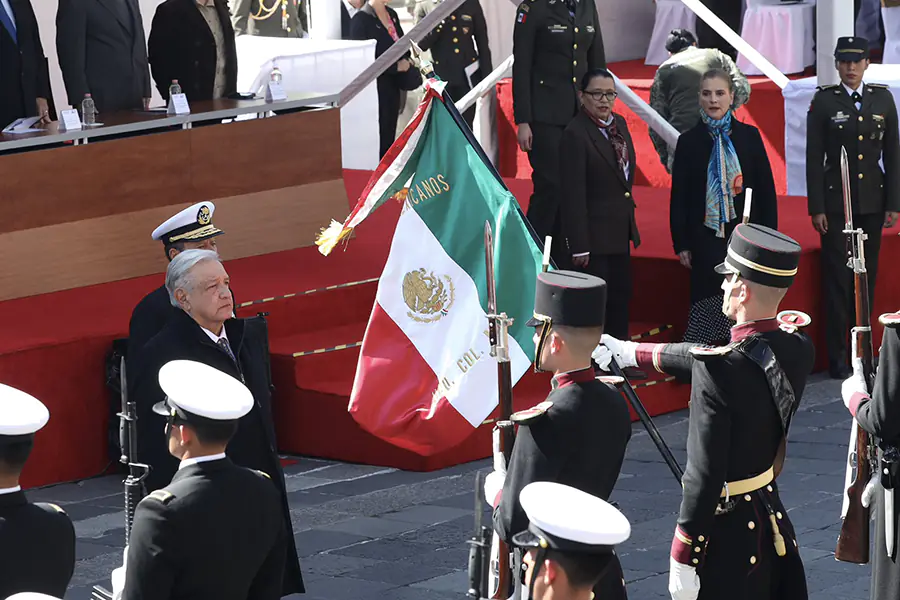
[551,367,594,390]
[730,318,779,343]
[170,456,234,484]
[0,489,27,509]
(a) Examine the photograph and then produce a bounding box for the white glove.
[862,474,882,509]
[484,470,505,509]
[111,546,128,600]
[592,334,638,371]
[668,557,701,600]
[841,357,867,409]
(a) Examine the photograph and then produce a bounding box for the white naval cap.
[0,383,49,440]
[512,481,631,553]
[151,202,223,245]
[5,594,64,600]
[151,360,253,422]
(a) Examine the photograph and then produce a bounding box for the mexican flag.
[316,81,545,456]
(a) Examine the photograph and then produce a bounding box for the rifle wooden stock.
[491,420,516,600]
[835,433,872,564]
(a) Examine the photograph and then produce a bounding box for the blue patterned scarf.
[701,110,742,237]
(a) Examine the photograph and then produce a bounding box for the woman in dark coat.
[670,68,778,345]
[350,0,417,158]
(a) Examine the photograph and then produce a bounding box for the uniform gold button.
[698,535,705,542]
[748,521,756,530]
[859,154,864,160]
[776,512,783,519]
[575,27,579,33]
[692,558,699,565]
[625,192,631,198]
[453,38,459,43]
[767,485,773,492]
[574,43,578,49]
[859,116,864,122]
[452,26,457,31]
[573,60,577,66]
[750,556,757,565]
[859,135,864,141]
[744,495,752,502]
[694,547,701,552]
[572,77,577,83]
[859,173,864,179]
[455,49,460,53]
[451,15,456,19]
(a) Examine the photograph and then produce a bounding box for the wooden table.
[0,92,350,301]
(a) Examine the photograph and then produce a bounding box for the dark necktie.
[565,0,577,16]
[217,338,236,364]
[0,1,17,45]
[851,91,862,102]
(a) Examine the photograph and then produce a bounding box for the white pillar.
[309,0,342,40]
[817,0,855,86]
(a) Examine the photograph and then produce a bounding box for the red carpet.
[496,59,813,196]
[5,169,899,485]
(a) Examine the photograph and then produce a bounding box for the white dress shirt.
[202,325,229,345]
[342,0,360,18]
[179,452,227,470]
[843,82,865,111]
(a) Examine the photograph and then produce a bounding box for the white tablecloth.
[784,64,900,196]
[737,0,815,76]
[236,36,380,171]
[645,1,697,66]
[885,7,900,64]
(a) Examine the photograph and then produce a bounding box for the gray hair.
[166,249,221,307]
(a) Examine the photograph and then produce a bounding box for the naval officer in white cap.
[115,360,287,600]
[128,202,230,360]
[512,481,631,600]
[0,385,75,599]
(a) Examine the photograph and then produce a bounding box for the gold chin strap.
[533,313,552,373]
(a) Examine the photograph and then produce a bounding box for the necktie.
[217,338,236,364]
[0,1,17,45]
[852,91,862,102]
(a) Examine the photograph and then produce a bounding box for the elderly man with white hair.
[128,249,305,596]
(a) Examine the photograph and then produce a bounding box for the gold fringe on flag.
[315,220,353,257]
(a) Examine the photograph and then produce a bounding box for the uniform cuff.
[849,391,869,418]
[670,526,707,567]
[491,490,502,509]
[635,343,666,373]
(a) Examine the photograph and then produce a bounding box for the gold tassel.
[315,220,352,256]
[769,514,787,557]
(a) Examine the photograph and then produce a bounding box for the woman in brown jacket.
[559,68,641,340]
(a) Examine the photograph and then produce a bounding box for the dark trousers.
[446,82,475,130]
[526,122,569,268]
[377,78,401,158]
[577,252,632,340]
[820,212,884,367]
[696,0,743,58]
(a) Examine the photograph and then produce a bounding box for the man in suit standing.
[419,0,491,129]
[231,0,303,37]
[806,36,900,378]
[148,0,238,102]
[56,0,151,115]
[0,0,52,128]
[340,0,364,39]
[559,69,639,342]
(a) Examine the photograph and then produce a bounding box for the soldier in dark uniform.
[513,0,605,268]
[595,223,815,600]
[511,481,631,600]
[117,360,287,599]
[485,270,632,600]
[0,384,75,599]
[842,311,900,600]
[231,0,303,37]
[419,0,492,129]
[806,36,900,379]
[128,202,227,364]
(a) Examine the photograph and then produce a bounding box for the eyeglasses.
[583,90,617,102]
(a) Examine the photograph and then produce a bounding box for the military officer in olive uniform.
[842,310,900,600]
[0,384,75,599]
[596,224,815,600]
[806,36,900,379]
[231,0,304,37]
[419,0,492,129]
[513,0,605,268]
[485,270,632,600]
[116,360,287,600]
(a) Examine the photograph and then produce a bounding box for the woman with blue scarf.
[669,69,778,344]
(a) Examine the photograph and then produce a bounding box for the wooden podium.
[0,93,346,302]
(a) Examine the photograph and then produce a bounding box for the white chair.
[645,0,697,66]
[736,0,816,76]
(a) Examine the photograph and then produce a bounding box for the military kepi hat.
[152,202,223,246]
[0,383,49,445]
[714,223,800,288]
[834,36,869,61]
[152,360,253,425]
[512,481,631,553]
[525,270,607,329]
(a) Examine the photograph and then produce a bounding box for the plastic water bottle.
[81,94,96,126]
[270,66,283,85]
[169,80,182,98]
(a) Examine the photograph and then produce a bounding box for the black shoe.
[829,364,852,379]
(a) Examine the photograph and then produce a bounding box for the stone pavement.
[37,373,866,599]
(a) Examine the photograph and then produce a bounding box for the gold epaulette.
[816,84,838,92]
[510,401,552,425]
[690,344,733,360]
[869,83,890,90]
[596,375,625,387]
[146,490,175,505]
[45,503,66,515]
[255,470,272,480]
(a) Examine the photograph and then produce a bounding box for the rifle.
[467,471,492,599]
[484,221,517,600]
[835,146,879,565]
[92,357,150,600]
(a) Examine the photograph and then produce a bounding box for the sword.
[887,486,895,558]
